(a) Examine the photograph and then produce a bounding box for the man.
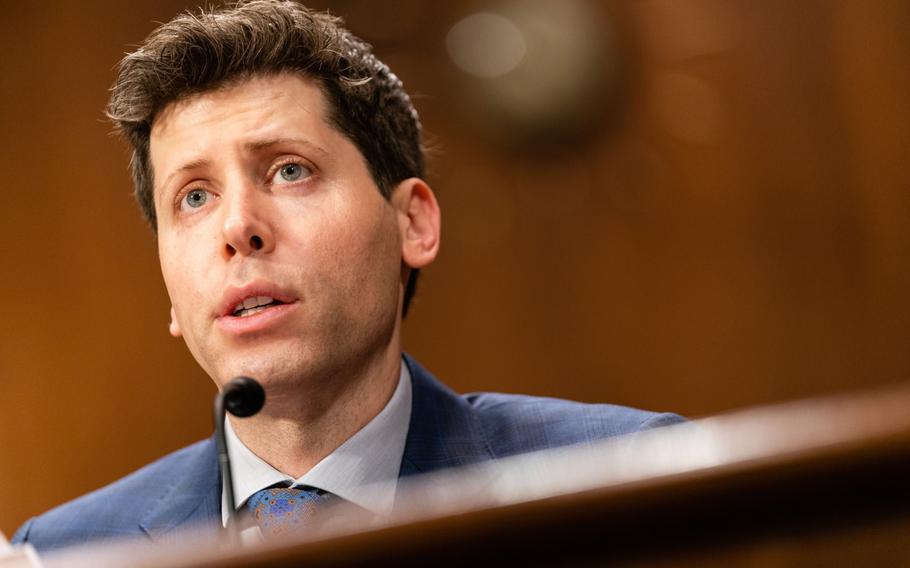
[12,0,682,553]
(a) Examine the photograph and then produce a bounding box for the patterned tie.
[245,485,335,538]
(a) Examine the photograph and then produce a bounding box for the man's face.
[150,73,407,392]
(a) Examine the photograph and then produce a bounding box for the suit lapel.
[139,436,222,542]
[399,355,494,478]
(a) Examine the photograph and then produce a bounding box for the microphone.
[214,376,266,534]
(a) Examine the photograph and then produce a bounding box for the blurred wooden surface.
[1,0,908,537]
[41,381,910,567]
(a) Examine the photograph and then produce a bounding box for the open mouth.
[231,296,286,318]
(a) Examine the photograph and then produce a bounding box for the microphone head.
[223,376,265,418]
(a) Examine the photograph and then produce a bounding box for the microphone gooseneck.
[214,376,266,535]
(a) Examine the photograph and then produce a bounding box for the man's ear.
[391,178,441,269]
[169,307,182,337]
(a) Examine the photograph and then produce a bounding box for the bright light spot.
[446,12,527,78]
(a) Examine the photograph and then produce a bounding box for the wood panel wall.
[1,0,907,536]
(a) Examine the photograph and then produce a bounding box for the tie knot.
[246,486,334,538]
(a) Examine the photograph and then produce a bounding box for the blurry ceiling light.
[445,0,614,147]
[446,12,528,78]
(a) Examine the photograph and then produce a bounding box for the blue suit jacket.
[12,356,683,553]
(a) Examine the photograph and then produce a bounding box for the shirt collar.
[221,361,412,525]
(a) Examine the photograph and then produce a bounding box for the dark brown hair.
[107,0,424,314]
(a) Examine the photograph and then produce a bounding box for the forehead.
[155,72,331,132]
[149,73,336,187]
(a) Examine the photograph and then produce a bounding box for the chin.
[218,361,294,387]
[215,349,327,388]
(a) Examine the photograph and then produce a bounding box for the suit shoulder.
[14,438,214,550]
[463,391,684,457]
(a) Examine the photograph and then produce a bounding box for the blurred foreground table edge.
[43,381,910,567]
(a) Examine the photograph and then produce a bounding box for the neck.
[228,343,403,478]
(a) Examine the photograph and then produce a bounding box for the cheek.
[159,238,204,313]
[312,205,401,298]
[350,215,402,301]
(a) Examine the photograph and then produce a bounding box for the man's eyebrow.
[160,158,211,194]
[244,137,329,156]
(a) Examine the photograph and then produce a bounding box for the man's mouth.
[231,296,286,318]
[216,282,298,323]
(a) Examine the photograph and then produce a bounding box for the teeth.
[231,296,277,316]
[237,306,269,318]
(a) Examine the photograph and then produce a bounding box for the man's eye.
[273,163,311,184]
[182,189,210,210]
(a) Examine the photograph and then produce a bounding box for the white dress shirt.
[220,361,413,537]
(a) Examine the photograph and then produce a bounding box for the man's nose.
[221,185,275,259]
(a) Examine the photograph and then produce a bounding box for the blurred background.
[0,0,907,536]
